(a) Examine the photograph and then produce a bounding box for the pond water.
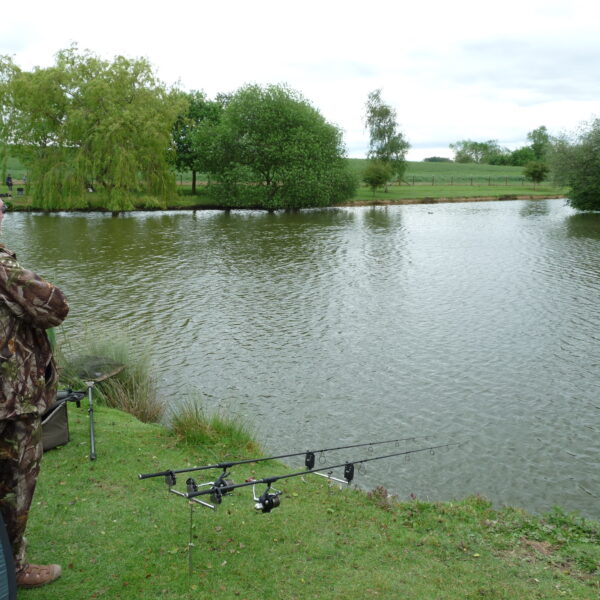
[4,199,599,518]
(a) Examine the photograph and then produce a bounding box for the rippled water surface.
[5,200,600,518]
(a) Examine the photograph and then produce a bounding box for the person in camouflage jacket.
[0,199,69,588]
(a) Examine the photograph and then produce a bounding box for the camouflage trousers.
[0,415,43,571]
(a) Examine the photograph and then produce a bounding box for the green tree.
[508,145,536,166]
[449,139,509,164]
[486,144,512,165]
[551,119,600,211]
[523,160,549,185]
[527,125,550,160]
[172,91,223,195]
[362,161,393,195]
[200,84,357,210]
[0,47,185,210]
[364,90,409,188]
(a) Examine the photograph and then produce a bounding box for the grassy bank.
[22,400,599,599]
[342,183,563,205]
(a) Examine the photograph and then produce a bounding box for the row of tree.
[0,47,358,211]
[1,47,599,211]
[449,127,551,167]
[448,127,556,190]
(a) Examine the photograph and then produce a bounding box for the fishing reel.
[209,470,235,505]
[253,482,282,513]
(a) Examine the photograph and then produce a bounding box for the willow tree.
[0,47,185,210]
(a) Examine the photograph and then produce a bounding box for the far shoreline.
[3,193,566,213]
[336,194,565,207]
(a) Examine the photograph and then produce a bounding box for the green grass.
[20,403,599,599]
[347,158,531,184]
[169,394,260,457]
[347,183,564,204]
[0,148,27,181]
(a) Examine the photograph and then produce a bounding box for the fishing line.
[138,433,457,481]
[186,442,462,503]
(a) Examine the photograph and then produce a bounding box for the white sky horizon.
[2,0,599,161]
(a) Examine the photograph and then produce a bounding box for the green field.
[1,153,27,180]
[348,158,534,185]
[172,159,533,186]
[4,153,536,187]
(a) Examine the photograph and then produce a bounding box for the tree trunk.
[192,170,197,195]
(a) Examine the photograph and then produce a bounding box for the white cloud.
[2,0,600,160]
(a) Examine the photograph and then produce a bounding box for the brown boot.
[16,563,62,588]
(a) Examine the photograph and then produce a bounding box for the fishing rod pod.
[139,439,463,514]
[138,438,463,580]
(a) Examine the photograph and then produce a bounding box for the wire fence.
[402,176,537,186]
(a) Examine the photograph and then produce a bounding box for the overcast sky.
[2,0,599,160]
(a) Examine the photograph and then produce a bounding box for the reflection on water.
[566,212,600,239]
[519,199,551,218]
[3,199,599,518]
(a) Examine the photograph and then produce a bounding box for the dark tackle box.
[41,390,84,452]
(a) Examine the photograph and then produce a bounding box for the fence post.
[432,176,435,186]
[412,176,415,185]
[470,177,473,186]
[488,177,491,186]
[451,177,453,186]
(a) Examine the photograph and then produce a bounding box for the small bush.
[523,160,549,184]
[363,160,394,193]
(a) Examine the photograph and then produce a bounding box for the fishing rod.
[183,441,462,512]
[137,433,448,481]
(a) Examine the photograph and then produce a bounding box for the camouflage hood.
[0,244,69,419]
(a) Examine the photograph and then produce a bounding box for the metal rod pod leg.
[86,382,96,461]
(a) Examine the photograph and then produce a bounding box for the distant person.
[5,176,12,193]
[0,198,69,588]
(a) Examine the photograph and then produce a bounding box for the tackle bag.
[41,390,84,452]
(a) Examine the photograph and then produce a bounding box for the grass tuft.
[57,332,165,424]
[169,394,260,457]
